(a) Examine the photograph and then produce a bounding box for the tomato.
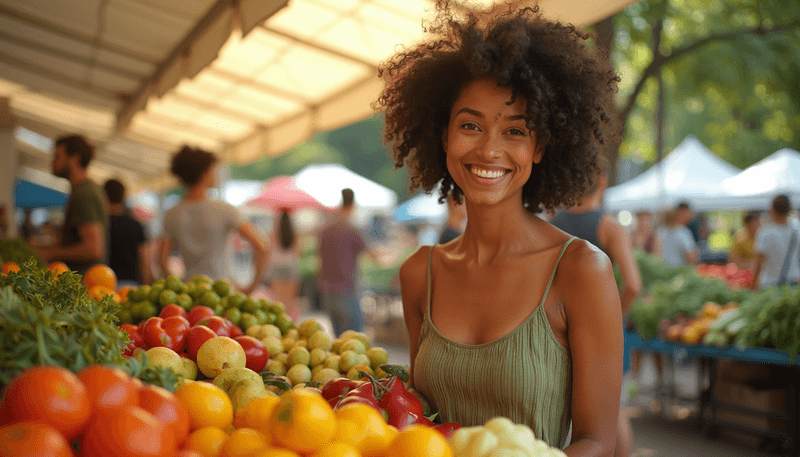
[234,336,269,373]
[0,421,75,457]
[81,405,177,457]
[198,316,231,336]
[228,322,244,338]
[77,365,139,414]
[139,385,190,445]
[187,325,217,360]
[142,316,191,352]
[0,366,91,440]
[187,305,216,326]
[119,324,144,357]
[160,304,189,320]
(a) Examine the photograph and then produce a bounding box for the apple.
[196,336,246,379]
[234,336,269,373]
[145,347,183,374]
[187,306,216,326]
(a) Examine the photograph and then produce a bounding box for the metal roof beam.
[204,66,313,107]
[259,25,378,70]
[167,92,271,126]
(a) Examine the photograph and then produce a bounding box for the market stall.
[713,148,800,210]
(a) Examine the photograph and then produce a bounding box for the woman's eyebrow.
[455,107,483,117]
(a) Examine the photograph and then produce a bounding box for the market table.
[625,330,800,455]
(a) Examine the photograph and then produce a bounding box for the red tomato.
[138,385,190,445]
[197,316,230,336]
[234,336,268,373]
[81,406,176,457]
[141,316,191,352]
[119,324,144,357]
[77,365,139,414]
[186,306,216,326]
[227,322,244,338]
[159,304,188,320]
[0,421,75,457]
[186,325,217,360]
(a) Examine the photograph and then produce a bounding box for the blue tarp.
[14,179,68,209]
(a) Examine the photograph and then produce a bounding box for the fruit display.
[0,238,44,269]
[696,263,755,289]
[449,417,566,457]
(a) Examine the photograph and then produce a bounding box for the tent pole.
[655,65,666,212]
[0,98,19,239]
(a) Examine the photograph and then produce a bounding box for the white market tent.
[604,136,741,212]
[395,191,448,224]
[293,163,397,209]
[0,0,639,197]
[713,148,800,210]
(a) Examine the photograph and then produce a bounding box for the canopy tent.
[604,136,741,212]
[0,0,639,196]
[293,163,396,209]
[14,166,69,209]
[244,175,325,212]
[713,148,800,210]
[395,191,448,224]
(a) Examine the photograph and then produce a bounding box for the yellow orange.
[385,424,452,457]
[333,403,391,457]
[184,426,229,457]
[87,285,116,301]
[310,442,361,457]
[176,381,234,431]
[48,261,69,278]
[1,261,19,275]
[83,264,117,291]
[251,449,302,457]
[268,388,336,454]
[221,428,269,457]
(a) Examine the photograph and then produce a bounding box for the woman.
[377,2,623,455]
[269,209,301,320]
[160,146,269,295]
[632,211,661,255]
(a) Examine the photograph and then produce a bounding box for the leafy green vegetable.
[0,239,44,269]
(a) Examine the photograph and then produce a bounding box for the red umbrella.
[245,175,327,212]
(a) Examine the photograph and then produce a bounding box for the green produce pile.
[0,260,178,388]
[0,238,44,268]
[735,286,800,359]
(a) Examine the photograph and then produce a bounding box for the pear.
[298,319,323,339]
[267,359,286,377]
[313,368,342,386]
[308,331,332,351]
[347,365,374,380]
[354,354,370,368]
[197,336,246,379]
[287,346,311,367]
[367,347,389,369]
[275,353,289,367]
[229,378,268,411]
[324,355,341,371]
[286,364,312,386]
[339,350,359,372]
[180,358,198,380]
[213,367,262,394]
[331,339,344,354]
[261,336,284,356]
[245,325,263,338]
[145,347,183,374]
[260,324,282,340]
[309,348,327,367]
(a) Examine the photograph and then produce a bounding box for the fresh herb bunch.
[0,260,177,390]
[736,286,800,360]
[0,239,44,268]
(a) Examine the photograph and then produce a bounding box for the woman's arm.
[159,238,173,278]
[398,246,430,387]
[560,242,623,457]
[238,223,270,295]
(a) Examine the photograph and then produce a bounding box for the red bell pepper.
[377,372,425,430]
[321,377,365,409]
[434,423,461,439]
[141,316,191,352]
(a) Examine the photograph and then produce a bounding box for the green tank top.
[413,238,575,448]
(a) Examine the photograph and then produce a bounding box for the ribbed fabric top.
[413,238,575,448]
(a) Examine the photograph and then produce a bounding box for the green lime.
[224,307,242,326]
[190,283,210,301]
[165,275,183,292]
[212,279,231,297]
[129,285,150,302]
[132,300,158,321]
[241,298,258,314]
[239,312,259,331]
[151,279,166,289]
[200,290,221,308]
[158,289,177,307]
[254,309,269,325]
[267,302,285,315]
[176,293,193,310]
[213,302,225,316]
[220,296,231,310]
[192,274,212,285]
[147,285,164,304]
[258,298,271,310]
[274,313,294,335]
[228,292,246,309]
[265,312,277,325]
[117,309,133,324]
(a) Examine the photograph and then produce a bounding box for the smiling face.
[443,78,542,208]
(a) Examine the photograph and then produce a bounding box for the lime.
[274,313,294,335]
[265,312,277,325]
[213,302,225,316]
[253,309,269,325]
[241,298,258,314]
[257,298,271,310]
[219,296,231,310]
[212,279,231,297]
[228,292,246,309]
[224,307,242,326]
[165,275,183,292]
[176,293,193,310]
[129,285,150,302]
[117,309,133,324]
[267,302,285,315]
[147,285,164,304]
[158,289,177,307]
[192,274,212,284]
[239,312,259,331]
[190,283,211,301]
[177,282,189,294]
[132,300,158,321]
[200,290,221,308]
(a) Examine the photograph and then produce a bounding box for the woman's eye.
[507,128,526,135]
[461,122,480,131]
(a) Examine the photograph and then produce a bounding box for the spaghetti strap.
[427,245,435,316]
[539,237,577,307]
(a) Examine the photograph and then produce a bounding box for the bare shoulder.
[556,239,617,306]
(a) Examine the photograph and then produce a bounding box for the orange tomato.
[309,442,361,457]
[175,381,233,431]
[236,395,280,434]
[0,421,75,457]
[139,384,191,445]
[77,365,139,414]
[48,261,70,279]
[81,405,177,457]
[184,426,228,457]
[385,424,452,457]
[0,366,91,440]
[1,262,19,275]
[220,428,269,457]
[83,264,117,291]
[332,403,390,457]
[268,388,336,454]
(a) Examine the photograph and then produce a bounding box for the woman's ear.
[532,142,544,164]
[441,129,448,152]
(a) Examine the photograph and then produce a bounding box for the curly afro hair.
[375,1,620,212]
[170,146,217,187]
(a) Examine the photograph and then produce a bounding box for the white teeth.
[470,166,506,179]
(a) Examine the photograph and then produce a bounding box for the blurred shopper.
[269,208,301,320]
[19,209,35,242]
[160,146,268,294]
[678,201,701,243]
[632,211,661,255]
[658,208,698,266]
[729,211,761,272]
[753,195,800,289]
[438,194,467,244]
[103,179,151,286]
[34,135,108,275]
[0,205,6,239]
[317,188,375,335]
[550,155,641,457]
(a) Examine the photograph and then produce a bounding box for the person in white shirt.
[754,194,800,289]
[658,208,699,266]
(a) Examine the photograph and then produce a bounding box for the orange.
[251,449,302,457]
[268,388,336,454]
[175,382,233,431]
[0,421,75,457]
[1,262,19,275]
[87,285,116,301]
[48,262,70,279]
[237,395,280,434]
[184,426,228,457]
[332,403,390,457]
[220,428,269,457]
[385,424,452,457]
[117,285,134,302]
[0,366,91,440]
[176,451,205,457]
[310,442,361,457]
[83,264,117,291]
[81,405,177,457]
